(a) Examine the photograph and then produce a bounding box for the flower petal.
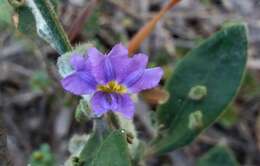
[107,43,128,58]
[107,44,131,82]
[122,69,144,87]
[61,72,97,95]
[88,47,116,83]
[121,53,148,86]
[128,67,163,93]
[104,57,116,82]
[126,53,148,74]
[113,94,135,119]
[90,92,112,117]
[88,47,106,83]
[70,54,85,71]
[90,92,135,119]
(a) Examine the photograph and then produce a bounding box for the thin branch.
[128,0,181,55]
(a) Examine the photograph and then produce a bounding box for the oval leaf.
[196,146,238,166]
[153,23,248,154]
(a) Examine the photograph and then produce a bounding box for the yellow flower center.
[97,81,127,94]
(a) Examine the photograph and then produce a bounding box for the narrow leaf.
[26,0,72,54]
[196,146,238,166]
[16,6,37,35]
[10,0,72,54]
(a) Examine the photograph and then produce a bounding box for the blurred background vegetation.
[0,0,260,165]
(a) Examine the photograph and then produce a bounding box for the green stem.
[94,118,111,143]
[106,112,120,130]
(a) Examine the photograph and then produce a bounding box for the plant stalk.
[128,0,181,55]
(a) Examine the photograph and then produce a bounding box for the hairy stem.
[106,112,121,130]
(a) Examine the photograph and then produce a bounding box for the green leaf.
[16,6,37,36]
[196,146,238,166]
[10,0,72,54]
[80,129,131,166]
[29,0,72,54]
[78,119,130,166]
[79,120,110,165]
[91,130,131,166]
[153,22,248,154]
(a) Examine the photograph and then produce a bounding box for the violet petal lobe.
[128,67,163,93]
[107,43,128,58]
[108,44,131,82]
[104,57,116,82]
[121,53,148,86]
[88,47,116,83]
[70,54,86,71]
[61,71,97,95]
[88,47,106,84]
[125,53,148,75]
[90,92,114,117]
[113,94,135,119]
[90,92,134,119]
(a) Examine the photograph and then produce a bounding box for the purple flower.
[61,44,163,119]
